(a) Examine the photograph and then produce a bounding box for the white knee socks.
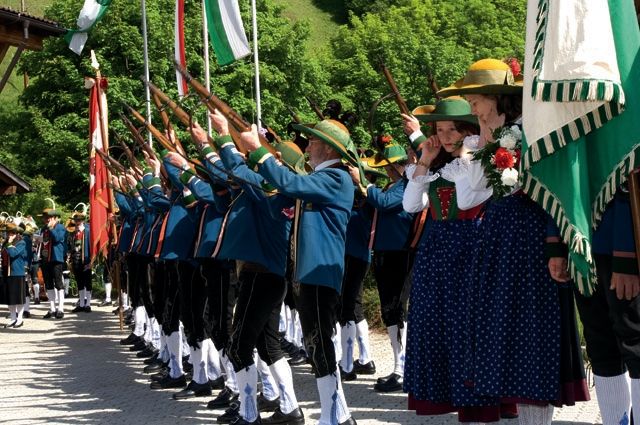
[133,306,146,337]
[340,321,356,372]
[33,283,40,301]
[517,404,554,425]
[204,339,222,380]
[166,330,184,379]
[47,289,56,312]
[355,320,372,364]
[104,282,112,302]
[595,373,631,425]
[237,364,259,422]
[191,343,208,385]
[388,323,407,376]
[256,353,279,401]
[57,289,65,312]
[79,288,86,307]
[220,349,239,393]
[317,372,351,425]
[269,357,299,414]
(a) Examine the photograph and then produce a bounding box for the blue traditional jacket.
[41,223,67,263]
[249,147,354,293]
[366,179,414,252]
[3,239,27,276]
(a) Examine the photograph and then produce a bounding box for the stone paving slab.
[0,301,603,424]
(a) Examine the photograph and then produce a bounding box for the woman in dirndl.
[436,58,589,425]
[2,221,27,328]
[401,97,500,423]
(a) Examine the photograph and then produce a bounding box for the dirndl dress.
[466,192,586,404]
[4,276,25,305]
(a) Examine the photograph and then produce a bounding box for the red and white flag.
[88,75,111,261]
[175,0,188,97]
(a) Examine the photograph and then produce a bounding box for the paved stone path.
[0,300,603,424]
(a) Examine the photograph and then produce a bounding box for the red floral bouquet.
[472,125,522,198]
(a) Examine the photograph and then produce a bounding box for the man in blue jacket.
[40,209,67,319]
[243,119,359,425]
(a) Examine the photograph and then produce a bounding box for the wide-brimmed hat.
[361,160,387,178]
[437,59,523,97]
[275,141,311,175]
[291,120,359,167]
[413,97,478,126]
[367,138,408,168]
[72,202,88,221]
[4,221,18,232]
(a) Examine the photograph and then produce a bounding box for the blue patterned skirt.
[404,218,496,408]
[467,193,560,402]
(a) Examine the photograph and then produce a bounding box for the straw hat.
[437,59,523,97]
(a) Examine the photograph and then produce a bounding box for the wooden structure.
[0,6,65,94]
[0,162,31,195]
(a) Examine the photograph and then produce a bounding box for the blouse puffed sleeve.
[402,164,440,213]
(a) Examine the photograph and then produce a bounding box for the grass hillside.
[274,0,346,52]
[1,0,55,104]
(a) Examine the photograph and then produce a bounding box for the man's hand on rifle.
[209,109,229,137]
[240,124,261,152]
[611,272,640,300]
[165,152,189,171]
[146,156,161,177]
[188,121,208,148]
[401,113,421,136]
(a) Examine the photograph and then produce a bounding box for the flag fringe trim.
[592,142,640,226]
[522,172,596,295]
[524,0,626,170]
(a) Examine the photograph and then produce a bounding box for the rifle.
[173,61,277,155]
[113,133,144,177]
[147,82,219,151]
[120,113,171,184]
[150,92,187,156]
[286,106,302,124]
[380,60,411,116]
[96,148,126,174]
[305,96,325,121]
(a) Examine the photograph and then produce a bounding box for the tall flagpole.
[141,0,152,145]
[202,0,212,136]
[250,0,261,126]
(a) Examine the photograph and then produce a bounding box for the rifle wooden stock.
[286,106,302,124]
[96,148,125,174]
[151,92,187,156]
[173,61,277,155]
[147,82,218,151]
[114,133,143,174]
[121,113,171,183]
[305,96,325,120]
[380,61,411,116]
[628,170,640,275]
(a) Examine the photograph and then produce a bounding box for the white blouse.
[402,136,493,214]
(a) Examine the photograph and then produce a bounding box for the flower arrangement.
[472,125,522,198]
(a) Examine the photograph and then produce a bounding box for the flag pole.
[250,0,261,126]
[202,0,212,136]
[141,0,153,146]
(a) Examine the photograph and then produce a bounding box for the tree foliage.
[0,0,527,210]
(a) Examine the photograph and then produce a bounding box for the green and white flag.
[522,0,640,294]
[64,0,112,55]
[204,0,251,66]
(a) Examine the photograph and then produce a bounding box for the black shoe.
[339,366,357,382]
[34,299,41,305]
[71,305,84,313]
[112,306,120,315]
[352,360,376,375]
[55,311,64,319]
[143,352,160,364]
[229,418,261,425]
[4,321,16,328]
[287,351,307,366]
[375,372,395,384]
[339,417,356,425]
[13,321,24,328]
[373,373,403,392]
[137,347,158,358]
[173,380,212,400]
[129,341,147,352]
[143,361,166,374]
[183,359,193,373]
[210,376,225,390]
[120,333,141,345]
[217,401,240,423]
[43,311,55,319]
[262,407,305,425]
[257,393,279,412]
[84,306,92,313]
[150,370,168,382]
[149,374,187,390]
[207,386,239,409]
[23,311,31,318]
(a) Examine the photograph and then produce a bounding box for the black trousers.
[161,260,182,335]
[180,260,207,349]
[338,255,369,325]
[72,264,92,292]
[136,256,154,318]
[126,254,141,308]
[295,283,340,378]
[227,270,287,371]
[575,253,640,378]
[373,250,414,327]
[42,262,64,290]
[151,260,166,324]
[201,259,235,350]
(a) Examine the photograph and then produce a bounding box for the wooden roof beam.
[0,45,23,94]
[0,24,43,50]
